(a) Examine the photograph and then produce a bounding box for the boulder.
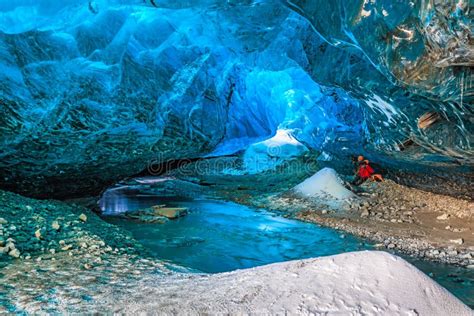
[151,206,188,219]
[79,214,88,222]
[123,205,188,223]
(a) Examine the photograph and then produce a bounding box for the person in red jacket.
[352,156,375,186]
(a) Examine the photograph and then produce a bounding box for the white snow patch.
[111,251,472,315]
[294,167,355,199]
[243,129,308,173]
[365,94,399,124]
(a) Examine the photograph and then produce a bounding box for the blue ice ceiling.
[0,0,472,197]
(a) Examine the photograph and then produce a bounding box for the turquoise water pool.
[101,190,473,308]
[104,198,369,273]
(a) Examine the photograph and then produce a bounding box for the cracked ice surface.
[0,1,471,197]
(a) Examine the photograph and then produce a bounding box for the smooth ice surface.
[294,167,355,199]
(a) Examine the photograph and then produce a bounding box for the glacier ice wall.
[0,0,472,197]
[284,0,472,156]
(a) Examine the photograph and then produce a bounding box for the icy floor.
[101,251,472,315]
[100,188,473,307]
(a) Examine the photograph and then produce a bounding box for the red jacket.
[358,164,374,179]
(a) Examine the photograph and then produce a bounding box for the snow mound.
[113,251,472,315]
[294,167,355,199]
[243,129,308,173]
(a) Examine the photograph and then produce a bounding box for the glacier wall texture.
[0,0,472,197]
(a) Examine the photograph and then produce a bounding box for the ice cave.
[0,0,472,314]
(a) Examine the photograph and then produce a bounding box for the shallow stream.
[100,187,474,308]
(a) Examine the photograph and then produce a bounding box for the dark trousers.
[352,175,367,186]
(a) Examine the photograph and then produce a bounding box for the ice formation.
[243,129,309,173]
[0,1,471,197]
[294,167,355,200]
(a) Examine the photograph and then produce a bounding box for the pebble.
[61,245,73,251]
[79,214,88,222]
[436,213,449,220]
[35,229,42,239]
[5,241,15,250]
[459,253,472,259]
[52,221,60,231]
[8,248,20,258]
[450,238,464,245]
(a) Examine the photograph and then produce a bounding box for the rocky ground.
[250,179,474,267]
[0,190,171,313]
[0,190,143,262]
[163,157,474,268]
[0,157,472,312]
